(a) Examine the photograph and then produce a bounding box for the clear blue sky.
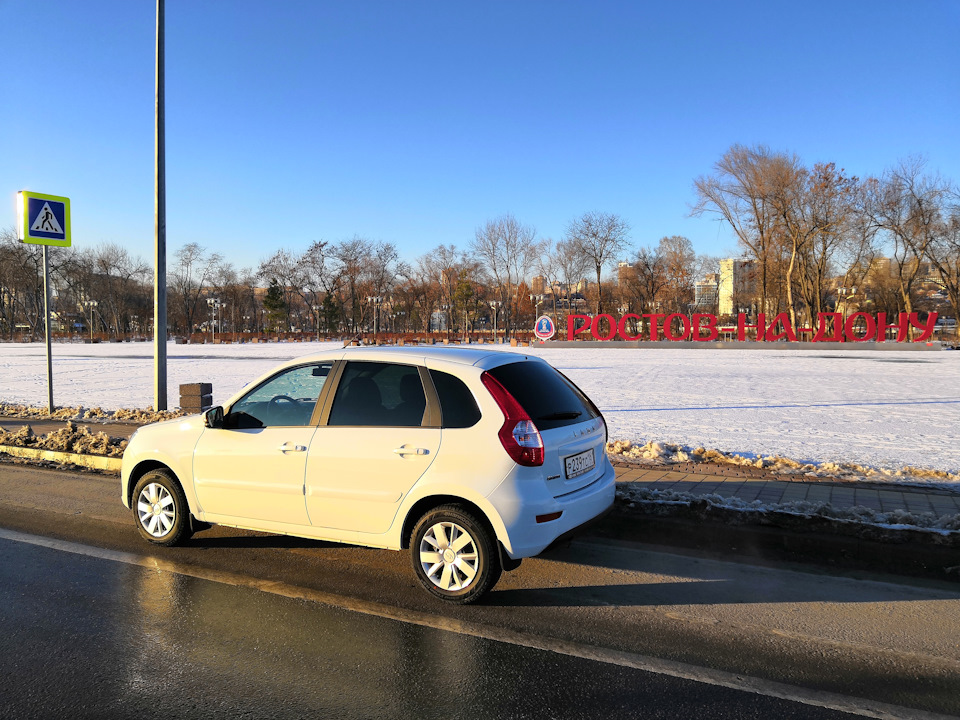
[3,0,958,272]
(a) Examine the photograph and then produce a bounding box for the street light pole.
[84,300,99,342]
[154,0,168,410]
[207,297,220,343]
[365,296,382,343]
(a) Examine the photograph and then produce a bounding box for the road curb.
[0,445,122,473]
[590,506,960,584]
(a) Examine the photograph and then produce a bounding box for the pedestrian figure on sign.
[41,208,56,231]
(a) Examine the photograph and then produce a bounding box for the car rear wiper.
[539,410,582,420]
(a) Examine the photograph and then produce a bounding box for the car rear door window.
[429,369,481,428]
[328,361,426,427]
[485,361,600,431]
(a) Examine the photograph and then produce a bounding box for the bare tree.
[768,160,860,326]
[553,238,591,308]
[565,211,631,315]
[657,235,697,313]
[169,242,223,335]
[793,167,864,324]
[628,245,668,316]
[90,243,150,335]
[863,158,951,335]
[0,227,45,339]
[331,236,373,332]
[925,190,960,326]
[471,214,542,336]
[693,144,784,315]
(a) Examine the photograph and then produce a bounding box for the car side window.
[226,363,331,428]
[328,361,426,427]
[429,369,481,428]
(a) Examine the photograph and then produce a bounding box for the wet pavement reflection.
[0,537,855,719]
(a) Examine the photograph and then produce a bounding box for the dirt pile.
[0,421,127,458]
[0,403,185,424]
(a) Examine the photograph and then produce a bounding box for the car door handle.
[393,446,428,456]
[279,443,307,453]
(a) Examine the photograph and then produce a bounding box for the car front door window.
[228,363,331,428]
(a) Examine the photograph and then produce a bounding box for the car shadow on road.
[485,541,960,608]
[188,533,339,551]
[485,578,954,608]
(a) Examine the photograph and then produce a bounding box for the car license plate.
[564,448,595,479]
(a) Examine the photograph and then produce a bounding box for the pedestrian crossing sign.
[17,190,71,247]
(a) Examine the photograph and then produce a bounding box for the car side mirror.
[203,406,224,428]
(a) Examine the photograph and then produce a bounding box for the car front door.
[193,362,332,526]
[305,361,440,535]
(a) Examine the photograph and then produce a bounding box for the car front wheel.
[411,505,501,604]
[132,469,192,546]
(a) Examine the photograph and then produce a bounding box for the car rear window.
[485,361,600,431]
[429,369,481,428]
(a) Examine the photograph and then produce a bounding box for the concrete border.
[0,445,121,473]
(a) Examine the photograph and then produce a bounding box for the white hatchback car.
[121,346,615,603]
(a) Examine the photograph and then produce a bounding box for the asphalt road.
[1,462,959,719]
[2,536,859,720]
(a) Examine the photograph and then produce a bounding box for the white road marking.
[0,526,951,720]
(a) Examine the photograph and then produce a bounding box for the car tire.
[132,469,193,547]
[411,504,502,604]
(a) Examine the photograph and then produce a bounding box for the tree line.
[692,146,959,331]
[2,146,957,341]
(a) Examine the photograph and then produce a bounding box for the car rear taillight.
[481,371,544,467]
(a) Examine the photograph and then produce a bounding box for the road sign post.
[17,191,72,413]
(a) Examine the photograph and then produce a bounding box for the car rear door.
[304,360,441,535]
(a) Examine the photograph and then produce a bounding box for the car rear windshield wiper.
[538,410,582,420]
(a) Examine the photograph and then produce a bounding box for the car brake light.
[480,372,544,467]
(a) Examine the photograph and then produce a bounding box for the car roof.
[340,344,533,369]
[268,344,538,372]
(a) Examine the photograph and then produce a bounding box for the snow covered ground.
[1,340,958,477]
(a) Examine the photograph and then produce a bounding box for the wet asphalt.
[0,537,858,720]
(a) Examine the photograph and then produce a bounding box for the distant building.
[694,273,719,311]
[531,275,546,295]
[617,261,633,286]
[718,259,756,316]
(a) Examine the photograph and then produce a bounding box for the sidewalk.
[612,461,960,517]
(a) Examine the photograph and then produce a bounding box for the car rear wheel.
[411,505,501,604]
[132,469,192,546]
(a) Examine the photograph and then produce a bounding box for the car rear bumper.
[490,457,617,559]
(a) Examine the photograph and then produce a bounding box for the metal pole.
[42,246,54,413]
[154,0,168,410]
